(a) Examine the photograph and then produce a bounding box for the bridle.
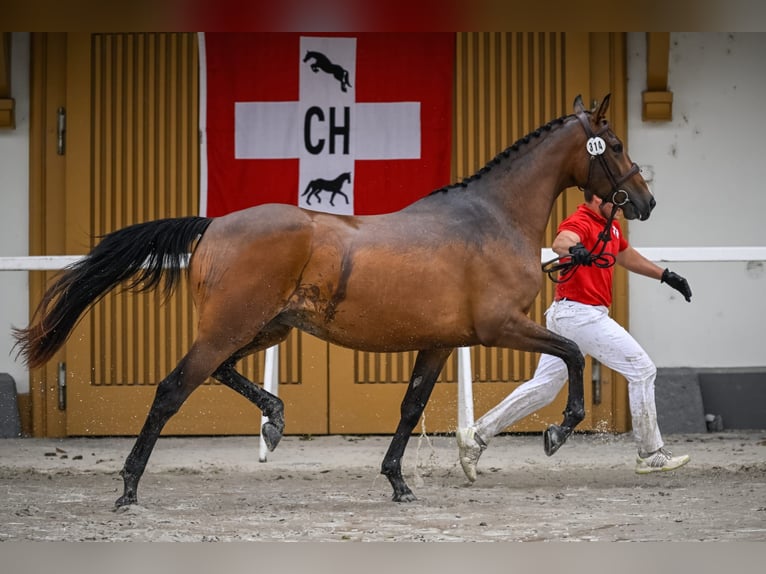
[541,112,640,283]
[575,110,640,207]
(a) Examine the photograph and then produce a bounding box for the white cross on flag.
[200,33,454,217]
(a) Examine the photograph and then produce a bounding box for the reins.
[541,203,619,283]
[541,111,638,284]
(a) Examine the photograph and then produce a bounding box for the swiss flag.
[200,33,454,217]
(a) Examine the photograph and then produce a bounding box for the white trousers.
[475,299,664,454]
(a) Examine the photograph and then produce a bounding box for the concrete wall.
[0,33,30,394]
[626,32,766,369]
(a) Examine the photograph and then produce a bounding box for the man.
[457,190,693,481]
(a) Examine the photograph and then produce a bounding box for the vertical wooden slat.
[133,35,146,383]
[123,35,135,385]
[93,34,104,382]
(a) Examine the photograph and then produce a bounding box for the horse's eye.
[612,143,623,153]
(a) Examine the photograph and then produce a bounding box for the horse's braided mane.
[429,113,574,196]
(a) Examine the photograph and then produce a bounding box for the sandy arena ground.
[1,430,765,542]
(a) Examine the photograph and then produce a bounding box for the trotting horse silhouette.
[13,95,654,507]
[302,172,351,207]
[303,50,352,92]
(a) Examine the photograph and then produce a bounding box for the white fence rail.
[4,247,766,272]
[3,247,766,448]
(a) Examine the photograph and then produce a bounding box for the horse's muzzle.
[641,195,657,220]
[632,194,655,221]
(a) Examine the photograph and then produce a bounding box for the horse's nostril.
[650,196,656,209]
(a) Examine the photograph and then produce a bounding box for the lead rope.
[541,202,619,284]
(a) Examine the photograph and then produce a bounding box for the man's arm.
[551,230,582,257]
[617,246,692,302]
[615,245,664,279]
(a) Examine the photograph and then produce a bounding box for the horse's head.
[573,94,655,221]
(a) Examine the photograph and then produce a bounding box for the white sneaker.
[456,427,486,482]
[635,447,690,474]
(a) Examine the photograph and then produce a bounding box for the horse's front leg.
[543,341,585,456]
[481,314,585,457]
[380,348,452,502]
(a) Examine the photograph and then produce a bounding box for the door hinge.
[57,361,67,410]
[57,107,66,155]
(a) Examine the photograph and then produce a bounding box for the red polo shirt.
[554,204,628,307]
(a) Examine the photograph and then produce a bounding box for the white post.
[259,344,280,462]
[457,346,474,430]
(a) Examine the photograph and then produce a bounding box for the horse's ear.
[594,94,611,121]
[573,94,585,114]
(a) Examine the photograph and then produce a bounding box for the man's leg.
[473,354,569,441]
[457,354,568,481]
[569,307,689,473]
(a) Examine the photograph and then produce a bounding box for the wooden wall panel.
[88,34,200,386]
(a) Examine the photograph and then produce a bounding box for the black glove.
[661,268,692,302]
[568,242,592,266]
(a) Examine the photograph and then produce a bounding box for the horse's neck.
[480,120,582,242]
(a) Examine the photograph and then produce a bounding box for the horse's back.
[209,203,318,253]
[190,204,315,304]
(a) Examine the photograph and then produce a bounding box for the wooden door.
[60,33,327,436]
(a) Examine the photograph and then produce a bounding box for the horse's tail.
[12,216,213,369]
[302,181,314,196]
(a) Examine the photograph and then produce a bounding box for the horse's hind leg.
[213,361,285,451]
[380,348,452,502]
[116,363,197,507]
[115,344,227,508]
[211,323,292,450]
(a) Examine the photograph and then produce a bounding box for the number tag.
[586,136,606,156]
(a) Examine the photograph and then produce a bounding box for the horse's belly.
[281,297,474,353]
[284,238,487,350]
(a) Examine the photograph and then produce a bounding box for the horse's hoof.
[114,493,137,509]
[392,491,417,503]
[544,425,568,456]
[261,422,283,452]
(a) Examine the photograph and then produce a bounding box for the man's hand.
[568,242,592,266]
[661,268,692,302]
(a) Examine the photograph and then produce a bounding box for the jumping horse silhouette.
[13,94,654,507]
[302,172,351,207]
[303,50,352,92]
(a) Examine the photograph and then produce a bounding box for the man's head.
[584,188,620,220]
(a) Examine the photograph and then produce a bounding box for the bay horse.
[302,172,352,207]
[13,94,654,508]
